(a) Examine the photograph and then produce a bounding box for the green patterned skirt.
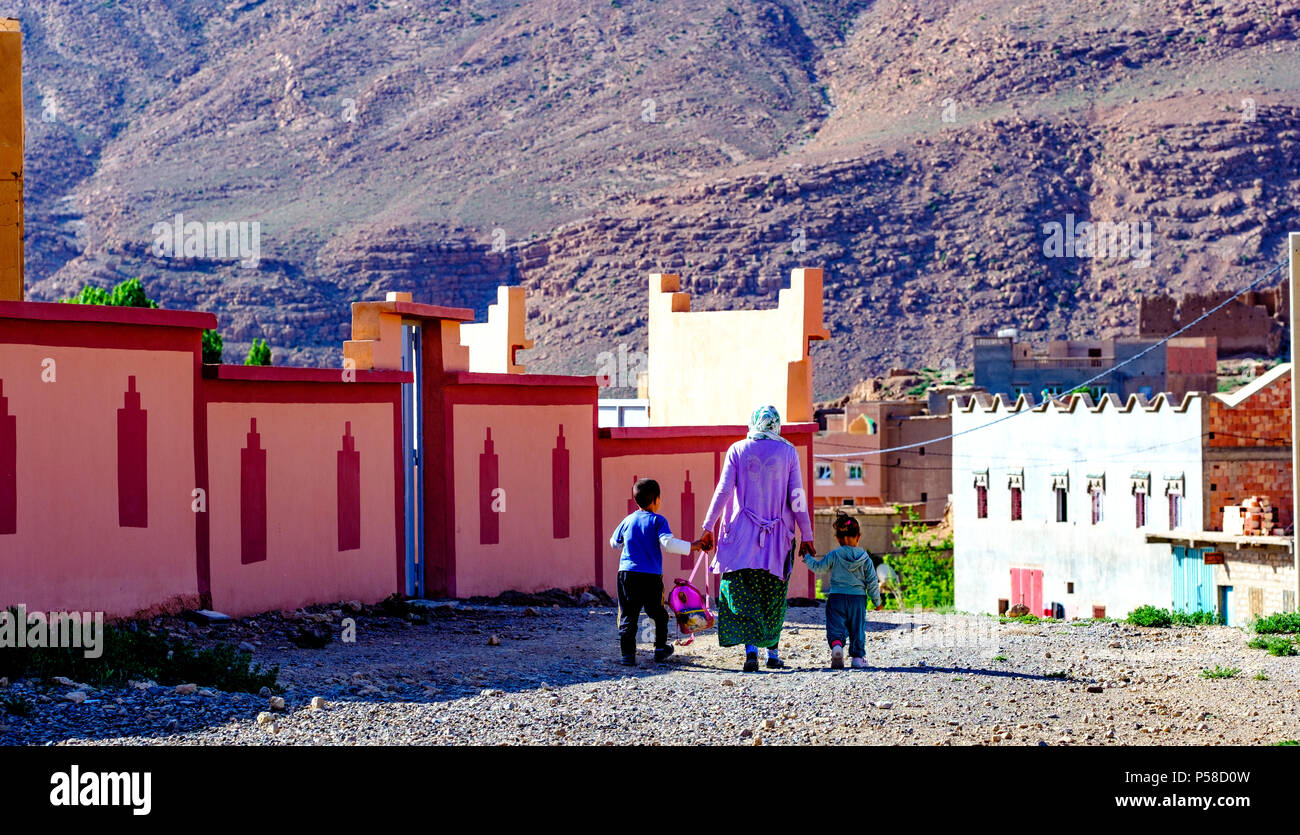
[717,568,789,648]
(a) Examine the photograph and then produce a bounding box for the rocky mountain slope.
[12,0,1300,397]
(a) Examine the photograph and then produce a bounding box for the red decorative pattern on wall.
[479,427,500,545]
[240,418,267,564]
[0,380,14,535]
[337,421,361,551]
[117,376,149,528]
[552,425,570,539]
[680,470,696,570]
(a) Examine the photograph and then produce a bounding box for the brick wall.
[1204,367,1292,531]
[1206,459,1293,531]
[1208,369,1292,448]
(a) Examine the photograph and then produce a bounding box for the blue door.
[1218,585,1233,627]
[1172,547,1216,613]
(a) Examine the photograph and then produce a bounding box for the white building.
[951,391,1204,619]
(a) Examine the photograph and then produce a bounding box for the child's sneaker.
[830,644,845,669]
[621,654,636,666]
[850,656,868,669]
[653,645,675,662]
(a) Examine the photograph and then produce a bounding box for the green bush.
[244,337,272,366]
[1253,612,1300,635]
[1171,609,1223,626]
[63,277,159,309]
[1127,605,1173,628]
[0,618,279,694]
[1248,635,1297,657]
[1199,665,1240,680]
[202,328,223,364]
[2,694,31,717]
[886,505,953,609]
[63,277,225,366]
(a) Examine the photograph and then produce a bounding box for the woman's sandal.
[743,652,759,673]
[765,656,786,669]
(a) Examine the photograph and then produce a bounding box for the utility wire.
[816,258,1291,459]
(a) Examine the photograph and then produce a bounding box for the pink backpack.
[667,553,715,645]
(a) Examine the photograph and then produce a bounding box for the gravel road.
[3,603,1297,746]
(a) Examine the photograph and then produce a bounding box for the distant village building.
[952,365,1296,626]
[974,333,1217,402]
[813,392,970,520]
[1138,282,1288,357]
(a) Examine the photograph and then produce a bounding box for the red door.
[1010,567,1043,613]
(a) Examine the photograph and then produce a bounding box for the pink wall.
[0,304,213,618]
[0,344,199,617]
[203,370,404,617]
[1,301,824,619]
[450,402,596,597]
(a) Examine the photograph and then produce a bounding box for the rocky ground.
[2,604,1296,746]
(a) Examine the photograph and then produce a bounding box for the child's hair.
[832,512,861,540]
[633,478,661,510]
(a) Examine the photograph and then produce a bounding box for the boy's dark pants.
[825,593,867,658]
[617,570,669,656]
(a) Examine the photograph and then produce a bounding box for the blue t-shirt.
[610,509,672,574]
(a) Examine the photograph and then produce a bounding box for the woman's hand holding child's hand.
[690,538,710,553]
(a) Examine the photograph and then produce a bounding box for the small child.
[803,513,882,669]
[609,478,707,666]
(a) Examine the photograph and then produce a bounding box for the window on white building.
[973,470,990,520]
[1087,475,1105,525]
[1165,474,1185,530]
[846,462,864,483]
[1051,472,1069,523]
[815,463,833,483]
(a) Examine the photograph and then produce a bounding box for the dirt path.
[4,605,1297,746]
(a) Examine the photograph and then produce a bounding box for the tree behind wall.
[887,504,954,610]
[244,337,272,366]
[63,277,225,364]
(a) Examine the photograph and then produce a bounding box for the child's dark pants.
[825,593,867,658]
[617,570,669,656]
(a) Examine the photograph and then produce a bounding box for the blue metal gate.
[1172,546,1216,614]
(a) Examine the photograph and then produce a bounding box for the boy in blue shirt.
[609,478,707,666]
[803,513,882,669]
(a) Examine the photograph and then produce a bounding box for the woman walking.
[700,405,815,672]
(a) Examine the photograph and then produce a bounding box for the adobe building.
[1139,282,1288,357]
[814,401,950,520]
[974,333,1217,402]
